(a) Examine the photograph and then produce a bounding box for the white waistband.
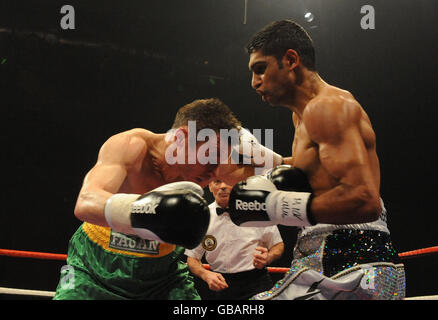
[300,198,390,237]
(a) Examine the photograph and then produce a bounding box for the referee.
[185,179,284,300]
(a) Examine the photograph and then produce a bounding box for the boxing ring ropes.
[1,247,437,300]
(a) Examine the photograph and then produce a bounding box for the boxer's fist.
[131,188,210,249]
[266,165,313,192]
[229,169,316,227]
[228,176,276,227]
[232,128,283,172]
[105,182,210,249]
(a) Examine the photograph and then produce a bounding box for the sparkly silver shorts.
[252,229,406,300]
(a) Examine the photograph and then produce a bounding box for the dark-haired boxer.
[53,98,283,300]
[228,20,405,300]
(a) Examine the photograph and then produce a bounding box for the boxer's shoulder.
[103,129,146,145]
[115,128,155,142]
[99,129,152,165]
[303,91,362,142]
[306,88,360,116]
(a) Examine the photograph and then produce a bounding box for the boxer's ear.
[165,128,177,143]
[177,126,189,135]
[174,126,188,146]
[284,49,300,70]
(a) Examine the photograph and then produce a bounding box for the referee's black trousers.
[211,268,273,300]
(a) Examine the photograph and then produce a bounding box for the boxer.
[229,20,406,299]
[53,98,282,300]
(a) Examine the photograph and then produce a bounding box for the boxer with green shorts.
[53,98,282,300]
[54,223,199,299]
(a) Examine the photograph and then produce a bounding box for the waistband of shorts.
[81,222,176,258]
[65,226,191,297]
[298,229,402,277]
[299,222,389,237]
[69,225,186,274]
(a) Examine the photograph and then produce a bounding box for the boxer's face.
[165,127,233,187]
[209,179,233,208]
[182,163,217,187]
[162,163,216,188]
[180,133,225,187]
[249,50,295,106]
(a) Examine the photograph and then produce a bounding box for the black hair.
[246,20,316,71]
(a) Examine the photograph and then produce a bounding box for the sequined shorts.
[252,229,406,300]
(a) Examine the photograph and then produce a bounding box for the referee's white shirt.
[185,202,283,274]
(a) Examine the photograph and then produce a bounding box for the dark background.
[0,0,436,299]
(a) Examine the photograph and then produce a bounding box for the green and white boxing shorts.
[53,222,200,300]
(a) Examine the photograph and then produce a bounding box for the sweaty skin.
[74,128,219,227]
[249,49,381,224]
[74,128,259,227]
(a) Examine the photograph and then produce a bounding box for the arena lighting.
[304,11,314,22]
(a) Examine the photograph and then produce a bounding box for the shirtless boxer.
[228,20,406,299]
[53,98,282,300]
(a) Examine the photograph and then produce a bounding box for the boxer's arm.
[282,157,293,165]
[215,127,284,186]
[74,133,146,226]
[304,99,381,224]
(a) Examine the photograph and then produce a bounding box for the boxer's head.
[172,98,240,129]
[165,98,241,186]
[247,20,316,106]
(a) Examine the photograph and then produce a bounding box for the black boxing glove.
[104,182,210,249]
[229,167,317,227]
[265,165,313,192]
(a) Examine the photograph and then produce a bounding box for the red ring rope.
[0,249,67,261]
[1,246,437,274]
[398,246,438,259]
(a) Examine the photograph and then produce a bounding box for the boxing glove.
[104,182,210,249]
[265,165,313,192]
[229,167,317,227]
[231,127,283,172]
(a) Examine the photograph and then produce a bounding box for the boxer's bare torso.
[291,87,380,194]
[249,50,381,224]
[290,86,381,224]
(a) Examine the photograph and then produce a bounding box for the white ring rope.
[0,286,55,297]
[403,295,438,300]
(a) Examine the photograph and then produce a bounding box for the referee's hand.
[204,271,229,291]
[253,246,269,269]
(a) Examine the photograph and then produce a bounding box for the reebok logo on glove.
[131,202,159,214]
[235,199,267,211]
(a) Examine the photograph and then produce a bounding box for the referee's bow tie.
[216,207,229,215]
